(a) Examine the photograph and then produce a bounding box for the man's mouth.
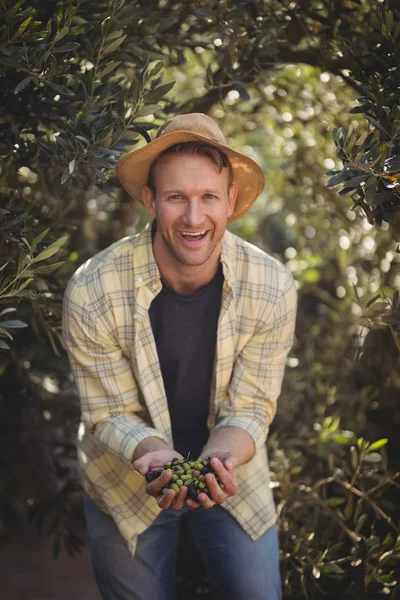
[179,230,209,243]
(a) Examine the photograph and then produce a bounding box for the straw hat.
[115,113,265,223]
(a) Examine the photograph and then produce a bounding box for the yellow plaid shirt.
[62,222,297,556]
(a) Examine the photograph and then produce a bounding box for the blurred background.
[0,1,399,598]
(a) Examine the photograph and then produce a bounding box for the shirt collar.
[132,221,236,291]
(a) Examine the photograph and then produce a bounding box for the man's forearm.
[132,436,171,463]
[201,426,255,467]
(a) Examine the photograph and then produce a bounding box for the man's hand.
[133,449,189,511]
[185,455,239,509]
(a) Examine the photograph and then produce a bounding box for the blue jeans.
[83,492,282,600]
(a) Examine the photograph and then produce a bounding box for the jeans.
[83,492,282,600]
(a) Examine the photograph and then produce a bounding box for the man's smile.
[178,230,210,245]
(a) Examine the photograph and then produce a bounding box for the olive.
[145,472,153,483]
[187,487,198,501]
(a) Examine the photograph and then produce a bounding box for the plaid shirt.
[62,222,297,556]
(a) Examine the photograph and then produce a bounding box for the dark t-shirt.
[149,265,224,458]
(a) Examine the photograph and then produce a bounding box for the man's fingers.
[197,492,215,509]
[210,458,238,495]
[171,485,188,511]
[185,498,201,508]
[157,488,176,509]
[145,471,172,497]
[205,474,226,504]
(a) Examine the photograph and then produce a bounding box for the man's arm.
[209,269,297,459]
[62,277,170,467]
[201,426,254,468]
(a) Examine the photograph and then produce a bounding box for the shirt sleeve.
[62,277,169,466]
[213,269,297,453]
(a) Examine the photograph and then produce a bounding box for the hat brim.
[115,131,265,223]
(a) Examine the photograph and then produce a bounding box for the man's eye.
[169,195,183,200]
[204,194,217,199]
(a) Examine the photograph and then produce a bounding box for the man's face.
[142,153,237,268]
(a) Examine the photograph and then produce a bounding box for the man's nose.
[183,200,204,227]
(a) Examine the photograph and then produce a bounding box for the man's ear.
[227,181,238,219]
[141,185,156,218]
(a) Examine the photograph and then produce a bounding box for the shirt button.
[136,277,143,283]
[134,313,140,320]
[152,283,158,291]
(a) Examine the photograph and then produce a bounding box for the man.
[62,113,297,600]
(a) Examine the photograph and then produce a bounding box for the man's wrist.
[201,426,255,467]
[132,436,170,463]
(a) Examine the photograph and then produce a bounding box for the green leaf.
[363,452,382,464]
[366,115,390,138]
[13,15,34,39]
[52,42,80,53]
[30,228,49,253]
[7,1,23,19]
[135,104,161,118]
[1,319,28,329]
[15,76,32,94]
[98,61,122,79]
[326,497,345,506]
[0,57,26,70]
[148,60,164,79]
[355,513,367,533]
[48,81,75,97]
[105,29,124,42]
[61,166,71,184]
[144,80,175,104]
[366,293,381,308]
[0,339,10,350]
[34,261,64,274]
[101,34,127,57]
[323,563,345,575]
[31,236,68,263]
[368,438,388,451]
[0,327,13,340]
[0,308,16,316]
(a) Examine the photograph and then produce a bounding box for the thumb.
[224,456,237,470]
[133,457,149,475]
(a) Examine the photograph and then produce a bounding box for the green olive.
[184,478,193,486]
[170,483,180,494]
[176,479,183,486]
[162,487,169,494]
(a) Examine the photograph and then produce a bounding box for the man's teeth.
[182,231,206,236]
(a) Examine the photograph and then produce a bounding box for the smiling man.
[62,113,297,600]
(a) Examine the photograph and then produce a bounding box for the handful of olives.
[144,457,224,503]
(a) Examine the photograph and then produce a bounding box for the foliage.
[0,1,399,599]
[326,2,400,230]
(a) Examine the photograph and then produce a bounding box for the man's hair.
[147,141,234,196]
